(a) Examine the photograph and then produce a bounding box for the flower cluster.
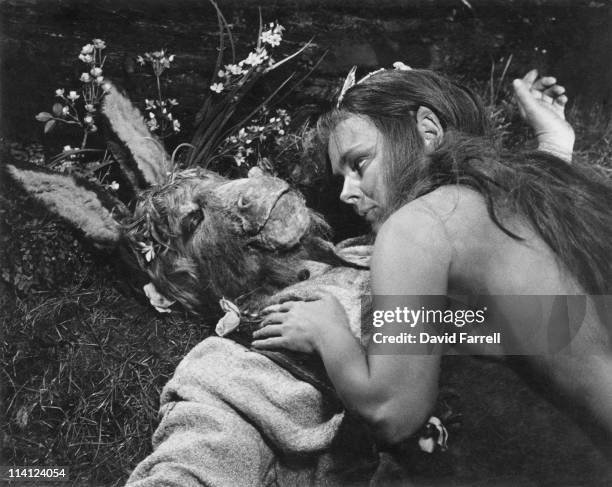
[222,108,291,167]
[137,50,175,78]
[136,49,180,138]
[260,23,284,47]
[144,98,181,134]
[209,22,285,95]
[36,38,111,147]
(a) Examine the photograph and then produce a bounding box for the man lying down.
[125,238,386,486]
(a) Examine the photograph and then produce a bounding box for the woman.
[253,67,612,450]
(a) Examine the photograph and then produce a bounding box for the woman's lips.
[357,206,377,221]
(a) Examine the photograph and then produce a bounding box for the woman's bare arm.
[255,203,452,442]
[514,69,574,162]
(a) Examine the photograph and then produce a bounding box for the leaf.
[44,120,57,134]
[52,103,64,116]
[35,112,53,122]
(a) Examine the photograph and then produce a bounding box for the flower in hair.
[143,282,176,313]
[138,241,156,262]
[336,66,357,107]
[336,61,413,108]
[392,61,412,71]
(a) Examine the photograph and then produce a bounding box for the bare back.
[404,185,612,443]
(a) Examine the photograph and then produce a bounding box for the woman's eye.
[353,158,368,175]
[182,209,204,236]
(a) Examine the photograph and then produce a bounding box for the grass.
[1,263,216,486]
[1,100,611,486]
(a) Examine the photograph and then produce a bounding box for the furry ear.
[103,84,170,187]
[5,162,124,247]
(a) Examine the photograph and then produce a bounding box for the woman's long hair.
[318,69,612,295]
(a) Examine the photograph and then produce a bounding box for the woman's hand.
[252,292,350,354]
[514,69,574,162]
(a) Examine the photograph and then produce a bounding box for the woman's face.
[328,116,387,232]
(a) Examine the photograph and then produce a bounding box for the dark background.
[2,0,611,142]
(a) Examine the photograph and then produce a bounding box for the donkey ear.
[5,162,123,247]
[103,84,170,187]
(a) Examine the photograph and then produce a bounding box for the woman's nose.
[340,176,361,204]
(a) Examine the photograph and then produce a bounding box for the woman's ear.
[416,106,444,152]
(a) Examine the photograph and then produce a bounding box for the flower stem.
[155,74,168,137]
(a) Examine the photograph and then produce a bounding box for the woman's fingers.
[555,94,568,107]
[532,75,556,90]
[302,290,333,302]
[522,68,539,86]
[545,84,565,96]
[261,301,294,315]
[261,312,289,326]
[524,69,567,103]
[252,324,284,339]
[252,337,288,350]
[513,78,540,116]
[541,84,566,104]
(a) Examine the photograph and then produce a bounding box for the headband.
[336,61,412,107]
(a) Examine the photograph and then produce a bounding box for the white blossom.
[210,82,224,93]
[143,282,176,312]
[225,64,244,75]
[242,48,268,67]
[234,153,245,166]
[261,30,282,47]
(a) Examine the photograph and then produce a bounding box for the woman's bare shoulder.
[398,185,489,230]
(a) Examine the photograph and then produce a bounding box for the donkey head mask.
[6,85,334,316]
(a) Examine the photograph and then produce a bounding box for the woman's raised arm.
[514,69,574,162]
